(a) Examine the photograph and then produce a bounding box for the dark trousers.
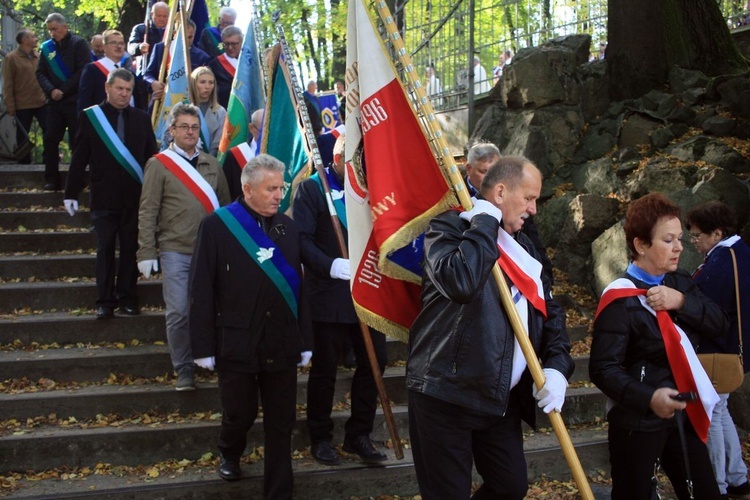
[408,389,528,500]
[14,107,47,164]
[306,321,387,444]
[42,102,77,181]
[91,209,139,308]
[218,367,297,500]
[609,417,721,499]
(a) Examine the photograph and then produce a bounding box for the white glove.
[329,258,351,280]
[137,259,159,278]
[298,351,313,367]
[533,368,568,414]
[458,198,503,224]
[63,199,78,216]
[194,356,215,371]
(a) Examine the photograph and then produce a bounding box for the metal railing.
[401,0,749,113]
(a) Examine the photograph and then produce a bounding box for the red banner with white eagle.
[345,0,457,342]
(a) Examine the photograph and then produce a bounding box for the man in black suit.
[77,30,140,115]
[64,68,158,319]
[208,26,243,109]
[190,154,313,495]
[36,13,90,190]
[292,134,388,466]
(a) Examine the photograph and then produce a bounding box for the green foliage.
[254,0,347,88]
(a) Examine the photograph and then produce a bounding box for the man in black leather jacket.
[406,156,574,500]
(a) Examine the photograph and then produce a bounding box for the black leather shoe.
[96,306,114,320]
[118,305,140,316]
[342,435,387,463]
[43,179,60,191]
[218,456,241,481]
[311,441,341,466]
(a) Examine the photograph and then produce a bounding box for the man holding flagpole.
[63,68,158,320]
[406,156,573,499]
[293,134,388,466]
[137,103,230,391]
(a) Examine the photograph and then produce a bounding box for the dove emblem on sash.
[257,247,274,263]
[331,189,344,201]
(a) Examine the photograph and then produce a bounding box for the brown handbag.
[697,247,745,393]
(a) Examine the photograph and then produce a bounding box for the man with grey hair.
[190,154,313,495]
[36,13,90,190]
[64,68,157,319]
[90,34,105,60]
[138,103,230,391]
[303,80,323,135]
[464,141,500,198]
[209,26,244,108]
[222,108,263,200]
[464,141,553,281]
[408,155,572,499]
[127,1,169,72]
[2,28,47,164]
[199,6,238,58]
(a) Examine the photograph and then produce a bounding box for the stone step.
[0,311,166,345]
[0,280,164,313]
[0,356,604,425]
[0,366,414,421]
[0,231,96,254]
[0,338,409,383]
[0,191,84,210]
[0,404,610,478]
[0,254,96,280]
[0,210,90,231]
[5,432,613,499]
[0,165,68,190]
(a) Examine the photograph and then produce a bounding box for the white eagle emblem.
[257,247,274,263]
[331,189,344,201]
[48,51,57,60]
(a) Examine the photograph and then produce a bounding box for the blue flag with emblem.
[153,22,190,149]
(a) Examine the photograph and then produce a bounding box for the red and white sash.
[596,278,719,442]
[496,228,548,388]
[217,53,237,78]
[93,57,118,77]
[496,228,547,318]
[230,140,257,170]
[157,149,220,213]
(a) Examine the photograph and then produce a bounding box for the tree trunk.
[608,0,749,100]
[119,0,145,36]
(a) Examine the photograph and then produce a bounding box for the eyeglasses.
[223,42,241,48]
[106,41,125,47]
[689,232,703,240]
[173,124,200,132]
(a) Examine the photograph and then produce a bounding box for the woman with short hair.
[686,201,750,500]
[590,193,727,499]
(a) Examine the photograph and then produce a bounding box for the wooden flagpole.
[271,10,404,460]
[364,0,595,496]
[151,0,180,127]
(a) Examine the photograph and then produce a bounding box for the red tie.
[596,287,710,442]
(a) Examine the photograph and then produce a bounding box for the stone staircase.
[0,164,613,498]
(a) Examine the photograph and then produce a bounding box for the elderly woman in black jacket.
[590,193,727,500]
